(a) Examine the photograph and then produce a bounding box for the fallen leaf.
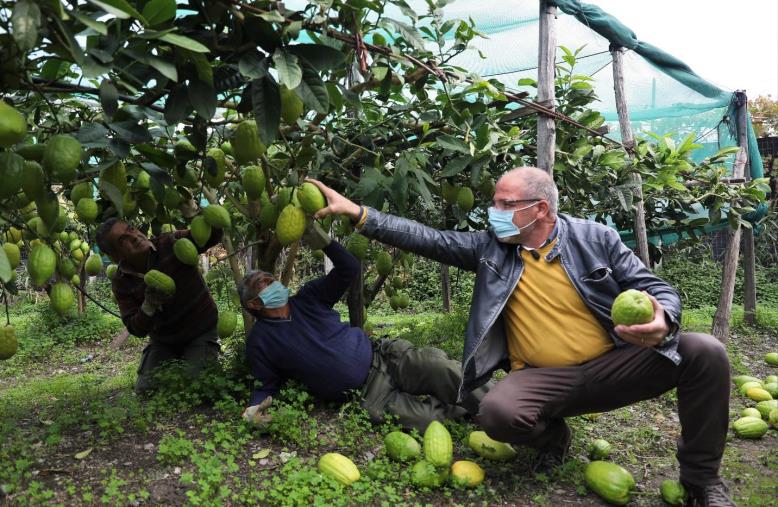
[252,449,271,459]
[74,448,92,460]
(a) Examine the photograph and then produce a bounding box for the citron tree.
[0,0,768,329]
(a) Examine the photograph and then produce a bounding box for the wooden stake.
[611,45,651,268]
[712,91,750,341]
[537,0,557,174]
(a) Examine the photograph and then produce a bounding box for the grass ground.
[0,296,776,506]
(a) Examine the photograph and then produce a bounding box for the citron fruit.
[0,100,26,148]
[611,289,654,326]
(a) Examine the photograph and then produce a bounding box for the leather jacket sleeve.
[604,227,682,334]
[359,207,489,271]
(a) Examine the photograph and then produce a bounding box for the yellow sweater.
[504,239,613,370]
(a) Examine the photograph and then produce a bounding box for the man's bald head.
[497,167,558,216]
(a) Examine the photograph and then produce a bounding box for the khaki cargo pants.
[135,327,221,393]
[360,338,490,432]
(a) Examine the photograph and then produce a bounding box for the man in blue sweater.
[239,223,488,432]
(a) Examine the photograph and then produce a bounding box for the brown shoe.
[530,421,572,475]
[682,481,737,507]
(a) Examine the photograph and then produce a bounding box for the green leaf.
[0,244,11,284]
[245,16,282,52]
[251,76,281,146]
[287,44,345,71]
[517,77,537,87]
[72,12,108,35]
[74,448,93,460]
[188,80,217,120]
[164,84,192,124]
[326,82,343,112]
[99,80,119,117]
[272,49,302,90]
[88,0,145,23]
[294,58,329,114]
[382,18,426,51]
[160,33,210,53]
[100,181,124,215]
[239,52,268,80]
[436,134,470,154]
[11,0,41,52]
[259,10,285,23]
[141,0,176,26]
[145,55,178,81]
[441,155,472,177]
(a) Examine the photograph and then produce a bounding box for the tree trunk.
[440,264,451,312]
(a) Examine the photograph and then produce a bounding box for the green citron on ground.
[584,461,636,505]
[0,100,26,148]
[144,269,176,297]
[467,431,517,461]
[297,182,326,215]
[217,310,238,338]
[275,205,306,246]
[660,479,687,506]
[42,134,82,183]
[232,120,266,165]
[611,289,654,326]
[202,204,231,229]
[0,325,17,360]
[242,166,265,200]
[173,238,199,266]
[411,460,448,488]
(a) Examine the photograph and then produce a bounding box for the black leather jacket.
[360,209,682,402]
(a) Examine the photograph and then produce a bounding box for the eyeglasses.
[492,198,540,212]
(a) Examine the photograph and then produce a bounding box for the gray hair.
[502,166,558,216]
[238,270,275,310]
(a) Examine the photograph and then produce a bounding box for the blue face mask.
[488,202,539,239]
[258,281,289,309]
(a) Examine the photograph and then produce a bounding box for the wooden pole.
[537,0,557,174]
[712,91,749,341]
[740,94,757,325]
[610,45,651,268]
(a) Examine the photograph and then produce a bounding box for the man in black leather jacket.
[306,167,735,507]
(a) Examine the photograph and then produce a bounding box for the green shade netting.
[273,1,771,235]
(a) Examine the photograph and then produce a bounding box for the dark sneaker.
[530,421,572,475]
[682,481,737,507]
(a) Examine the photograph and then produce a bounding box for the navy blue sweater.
[246,241,373,406]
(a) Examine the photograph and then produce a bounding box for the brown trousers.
[477,332,730,487]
